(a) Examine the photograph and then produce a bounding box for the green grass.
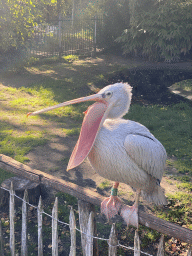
[0,120,47,162]
[0,168,14,184]
[171,79,192,92]
[62,55,79,62]
[97,180,112,190]
[63,127,81,136]
[156,192,192,227]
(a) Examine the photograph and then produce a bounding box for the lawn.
[0,55,192,255]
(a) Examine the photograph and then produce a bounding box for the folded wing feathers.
[124,133,167,181]
[124,133,167,205]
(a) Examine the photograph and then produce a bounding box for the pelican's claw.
[120,204,139,228]
[101,195,122,220]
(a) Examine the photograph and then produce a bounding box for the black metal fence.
[29,17,103,58]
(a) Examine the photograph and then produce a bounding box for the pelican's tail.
[141,185,167,205]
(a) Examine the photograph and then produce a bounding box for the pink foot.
[101,195,122,220]
[120,204,139,228]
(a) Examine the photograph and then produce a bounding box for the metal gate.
[29,17,103,58]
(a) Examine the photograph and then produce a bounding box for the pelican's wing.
[124,133,167,181]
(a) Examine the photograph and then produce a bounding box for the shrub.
[116,0,192,62]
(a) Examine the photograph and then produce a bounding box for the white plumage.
[89,118,167,205]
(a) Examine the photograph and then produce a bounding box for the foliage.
[0,0,73,54]
[116,0,192,61]
[0,0,39,52]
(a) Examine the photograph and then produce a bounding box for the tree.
[0,0,41,53]
[116,0,192,61]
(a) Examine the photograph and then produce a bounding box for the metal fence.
[29,17,103,58]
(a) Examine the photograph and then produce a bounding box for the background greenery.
[1,0,192,61]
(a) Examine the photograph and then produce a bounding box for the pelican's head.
[98,83,132,119]
[28,83,132,170]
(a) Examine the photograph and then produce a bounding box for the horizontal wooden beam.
[0,154,192,244]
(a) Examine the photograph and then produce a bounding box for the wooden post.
[69,207,76,256]
[78,200,98,256]
[157,235,164,256]
[108,223,118,256]
[21,190,28,256]
[0,220,4,256]
[86,212,94,256]
[37,196,43,256]
[9,182,15,256]
[52,197,58,256]
[134,230,140,256]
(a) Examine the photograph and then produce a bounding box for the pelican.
[28,83,167,227]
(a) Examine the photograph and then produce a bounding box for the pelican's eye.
[105,91,113,98]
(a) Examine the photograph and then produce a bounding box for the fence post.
[86,211,94,256]
[134,230,140,256]
[69,207,76,256]
[9,182,15,256]
[52,197,58,256]
[78,200,98,256]
[108,223,118,256]
[157,235,164,256]
[37,196,43,256]
[0,220,4,256]
[21,190,28,256]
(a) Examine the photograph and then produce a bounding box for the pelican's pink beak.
[28,93,109,171]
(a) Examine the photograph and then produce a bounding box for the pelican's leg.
[120,189,141,229]
[101,182,122,220]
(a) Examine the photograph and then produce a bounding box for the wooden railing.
[0,154,192,255]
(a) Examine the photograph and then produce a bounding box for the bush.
[116,0,192,62]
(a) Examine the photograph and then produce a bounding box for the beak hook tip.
[27,112,32,117]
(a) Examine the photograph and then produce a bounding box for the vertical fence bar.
[59,14,62,59]
[0,220,4,256]
[86,212,94,256]
[157,235,164,256]
[21,190,28,256]
[9,182,15,256]
[108,223,118,256]
[134,230,140,256]
[52,197,58,256]
[78,200,91,256]
[37,196,43,256]
[69,207,76,256]
[187,246,192,256]
[93,16,97,56]
[78,200,98,256]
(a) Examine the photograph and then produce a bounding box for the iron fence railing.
[29,18,103,58]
